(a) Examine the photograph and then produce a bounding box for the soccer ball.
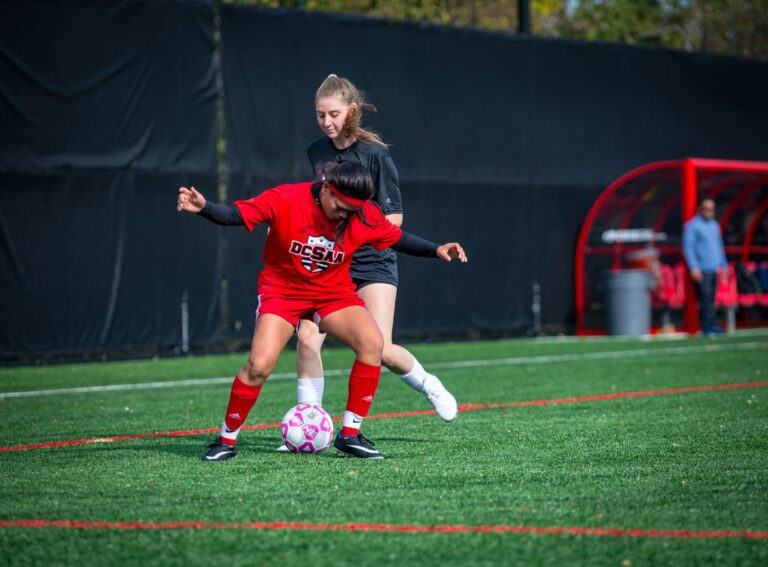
[280,404,334,453]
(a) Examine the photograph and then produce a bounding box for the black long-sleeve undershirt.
[198,201,244,226]
[390,231,438,258]
[196,201,439,258]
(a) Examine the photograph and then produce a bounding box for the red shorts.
[255,292,365,327]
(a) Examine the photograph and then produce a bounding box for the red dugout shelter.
[576,158,768,335]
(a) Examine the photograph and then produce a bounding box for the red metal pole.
[681,159,699,334]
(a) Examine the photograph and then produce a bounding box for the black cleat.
[703,326,726,338]
[202,439,237,461]
[333,431,384,459]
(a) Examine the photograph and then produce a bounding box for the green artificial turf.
[1,332,767,566]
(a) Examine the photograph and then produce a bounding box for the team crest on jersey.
[290,235,345,273]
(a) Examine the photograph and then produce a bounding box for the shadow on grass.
[2,427,430,463]
[106,431,427,461]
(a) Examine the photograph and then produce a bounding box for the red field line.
[0,519,765,539]
[2,380,767,453]
[455,380,768,411]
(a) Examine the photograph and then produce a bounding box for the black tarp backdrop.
[219,6,768,341]
[2,2,768,357]
[0,1,220,357]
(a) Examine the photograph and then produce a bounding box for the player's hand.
[436,242,467,263]
[177,186,206,213]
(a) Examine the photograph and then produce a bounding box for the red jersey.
[234,183,402,298]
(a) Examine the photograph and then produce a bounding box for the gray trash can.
[604,270,653,336]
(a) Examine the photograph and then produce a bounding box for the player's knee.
[242,355,274,385]
[296,323,323,350]
[356,328,384,361]
[371,328,385,354]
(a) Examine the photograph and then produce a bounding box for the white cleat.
[423,374,458,421]
[276,444,290,453]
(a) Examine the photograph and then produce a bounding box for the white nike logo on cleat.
[346,443,379,454]
[206,450,234,460]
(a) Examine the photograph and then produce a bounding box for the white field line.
[1,341,765,400]
[523,327,768,344]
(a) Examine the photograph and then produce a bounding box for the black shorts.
[350,246,399,289]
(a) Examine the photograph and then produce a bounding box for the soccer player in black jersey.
[278,75,458,451]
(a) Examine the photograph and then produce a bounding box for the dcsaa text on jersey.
[290,235,345,273]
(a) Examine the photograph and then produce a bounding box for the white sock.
[297,377,324,405]
[220,421,240,442]
[399,358,427,392]
[342,410,364,434]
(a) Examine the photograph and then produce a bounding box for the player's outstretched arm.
[177,186,244,226]
[391,231,468,263]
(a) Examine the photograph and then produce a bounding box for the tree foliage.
[225,0,768,60]
[557,0,768,59]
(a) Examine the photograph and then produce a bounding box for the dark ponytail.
[322,161,374,202]
[319,161,377,239]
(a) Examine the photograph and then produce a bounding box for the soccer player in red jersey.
[281,76,459,454]
[177,160,467,460]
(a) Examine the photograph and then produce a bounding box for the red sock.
[341,361,381,437]
[221,377,262,445]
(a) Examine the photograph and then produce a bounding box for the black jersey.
[307,137,403,284]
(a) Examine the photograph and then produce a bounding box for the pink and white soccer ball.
[280,404,334,453]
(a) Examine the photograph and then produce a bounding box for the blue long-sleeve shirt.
[682,214,727,273]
